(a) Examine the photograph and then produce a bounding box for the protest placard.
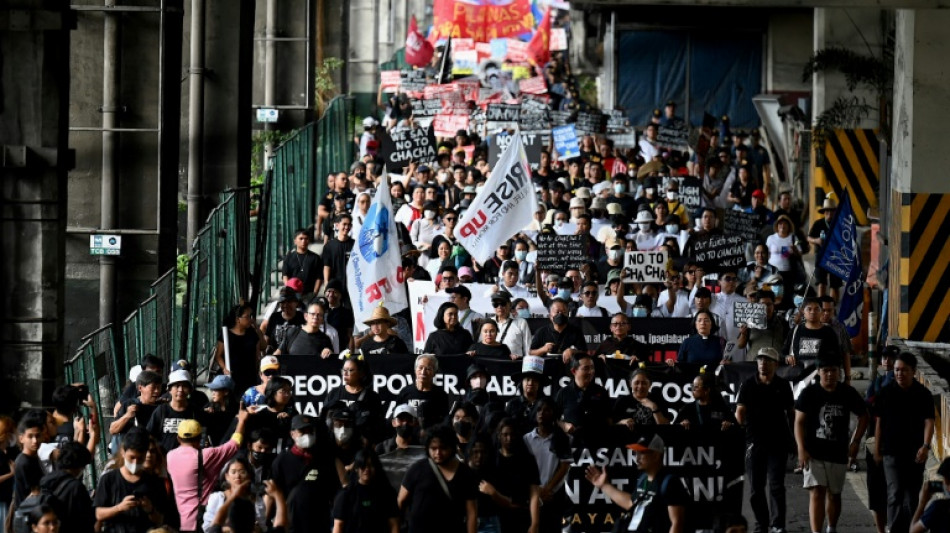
[606,109,629,134]
[668,176,703,211]
[623,250,669,283]
[550,110,572,127]
[519,95,551,132]
[488,131,543,168]
[433,113,470,139]
[378,124,437,172]
[690,234,746,273]
[552,125,580,159]
[506,39,528,62]
[723,209,766,242]
[519,76,547,95]
[575,111,606,135]
[536,233,587,274]
[451,49,478,75]
[400,69,427,93]
[658,119,690,150]
[486,103,521,129]
[550,27,567,51]
[380,71,401,92]
[733,302,768,329]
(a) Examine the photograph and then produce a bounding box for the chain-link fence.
[257,96,353,314]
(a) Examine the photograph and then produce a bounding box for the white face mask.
[608,249,622,261]
[294,433,315,449]
[631,307,648,318]
[126,461,142,475]
[613,184,625,194]
[646,187,655,196]
[638,222,652,232]
[333,427,353,444]
[667,191,678,201]
[555,220,566,228]
[666,224,679,234]
[515,250,527,261]
[424,210,436,219]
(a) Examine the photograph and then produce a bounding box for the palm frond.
[812,96,875,163]
[802,47,891,93]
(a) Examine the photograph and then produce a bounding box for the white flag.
[346,178,409,323]
[454,132,538,264]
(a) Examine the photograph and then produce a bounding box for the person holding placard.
[737,290,789,359]
[655,272,691,318]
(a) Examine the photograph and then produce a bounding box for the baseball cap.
[285,278,304,293]
[206,375,235,391]
[177,419,203,439]
[393,404,418,419]
[756,347,780,362]
[627,434,665,454]
[168,369,192,386]
[260,355,280,372]
[291,415,314,431]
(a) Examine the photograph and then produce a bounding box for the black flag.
[437,37,453,84]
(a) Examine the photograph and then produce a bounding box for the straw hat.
[364,305,397,327]
[637,160,664,179]
[818,197,837,213]
[773,214,795,233]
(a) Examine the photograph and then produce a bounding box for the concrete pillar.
[766,10,813,94]
[888,9,950,343]
[0,2,71,405]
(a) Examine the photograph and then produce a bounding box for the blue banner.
[818,195,859,281]
[552,124,580,159]
[838,257,865,337]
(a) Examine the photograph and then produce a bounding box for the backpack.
[12,476,70,533]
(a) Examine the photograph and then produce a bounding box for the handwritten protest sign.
[658,119,690,150]
[519,95,551,132]
[552,125,580,159]
[690,234,746,273]
[724,210,766,242]
[733,302,768,329]
[575,111,606,135]
[486,103,521,129]
[623,251,669,283]
[433,113,469,139]
[536,233,587,274]
[400,69,427,93]
[380,71,401,92]
[378,125,437,172]
[668,176,703,211]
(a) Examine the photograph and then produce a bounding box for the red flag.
[405,16,434,67]
[527,7,552,68]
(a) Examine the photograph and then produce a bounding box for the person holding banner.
[396,354,450,430]
[467,320,512,360]
[674,370,736,431]
[356,306,409,355]
[613,367,672,430]
[528,299,587,364]
[807,198,843,300]
[554,353,611,446]
[595,313,651,362]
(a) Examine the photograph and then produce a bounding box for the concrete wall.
[767,10,814,93]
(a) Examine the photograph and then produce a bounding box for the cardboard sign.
[400,69,427,93]
[409,98,443,128]
[723,209,766,242]
[733,302,768,329]
[433,113,470,139]
[518,95,551,132]
[380,70,401,92]
[623,251,669,283]
[550,27,567,51]
[550,110,572,127]
[506,39,528,63]
[378,124,437,172]
[451,49,478,75]
[575,111,606,135]
[552,124,580,159]
[488,131,544,168]
[486,103,521,129]
[669,176,703,211]
[605,109,629,134]
[519,76,547,95]
[536,233,588,274]
[658,119,690,150]
[690,234,746,273]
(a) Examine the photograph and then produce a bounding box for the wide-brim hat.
[364,305,397,327]
[818,197,837,213]
[773,214,795,233]
[575,187,591,199]
[607,203,623,215]
[633,210,655,224]
[637,160,664,178]
[514,355,551,383]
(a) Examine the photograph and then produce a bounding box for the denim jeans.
[477,515,501,533]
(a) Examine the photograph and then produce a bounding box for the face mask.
[549,287,558,296]
[608,249,622,261]
[395,425,413,439]
[251,450,274,465]
[553,313,568,326]
[557,289,571,300]
[424,210,436,219]
[631,307,648,318]
[294,434,314,449]
[517,308,531,319]
[555,220,565,228]
[667,191,678,201]
[453,420,473,436]
[515,250,527,261]
[665,224,679,234]
[772,286,784,298]
[333,427,354,444]
[793,295,804,307]
[646,187,655,196]
[126,462,142,475]
[638,222,652,232]
[613,184,625,194]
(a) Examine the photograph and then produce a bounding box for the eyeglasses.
[582,291,597,296]
[610,322,628,327]
[444,217,457,222]
[721,276,737,282]
[442,276,457,282]
[262,369,279,377]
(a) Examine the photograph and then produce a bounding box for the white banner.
[623,251,669,283]
[346,178,410,323]
[454,129,539,264]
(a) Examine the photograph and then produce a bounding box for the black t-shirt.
[469,343,511,359]
[319,189,356,213]
[809,218,832,259]
[784,325,841,366]
[396,385,450,429]
[627,470,690,533]
[555,381,612,435]
[402,459,478,533]
[736,375,794,445]
[13,453,42,505]
[529,323,588,354]
[423,328,474,356]
[875,380,936,456]
[146,403,204,453]
[326,305,356,350]
[331,481,399,533]
[271,448,341,533]
[493,453,540,507]
[504,394,546,435]
[794,383,866,463]
[360,335,410,355]
[322,238,355,288]
[613,393,671,427]
[280,327,334,356]
[281,251,324,294]
[673,397,737,429]
[244,406,297,448]
[218,328,261,393]
[114,400,159,437]
[265,311,305,352]
[595,336,650,361]
[92,469,170,533]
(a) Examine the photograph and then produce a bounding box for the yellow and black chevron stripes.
[901,193,950,342]
[821,129,880,226]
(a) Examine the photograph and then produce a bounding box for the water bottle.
[820,230,826,242]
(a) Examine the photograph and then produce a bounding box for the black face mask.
[395,425,414,440]
[251,451,274,465]
[453,420,473,437]
[553,313,568,326]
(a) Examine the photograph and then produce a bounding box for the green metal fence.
[64,325,120,477]
[257,95,353,313]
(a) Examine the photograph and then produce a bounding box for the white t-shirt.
[766,233,795,272]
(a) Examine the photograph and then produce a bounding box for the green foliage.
[315,57,345,116]
[802,47,891,93]
[576,74,598,109]
[250,129,295,185]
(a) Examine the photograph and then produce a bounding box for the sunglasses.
[582,291,597,296]
[721,276,737,282]
[444,217,457,222]
[262,369,279,377]
[492,302,508,308]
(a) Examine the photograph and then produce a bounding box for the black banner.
[519,95,552,133]
[488,131,544,168]
[723,210,766,242]
[575,111,607,136]
[658,119,689,150]
[524,316,692,364]
[400,69,427,93]
[379,124,438,172]
[536,233,588,274]
[690,234,746,274]
[486,103,521,127]
[669,176,703,211]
